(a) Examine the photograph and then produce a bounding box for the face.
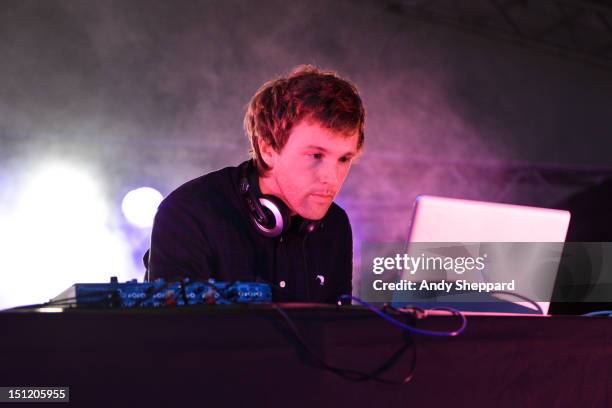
[258,120,359,220]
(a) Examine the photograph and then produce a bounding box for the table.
[1,305,611,407]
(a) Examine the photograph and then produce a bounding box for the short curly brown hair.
[244,65,365,175]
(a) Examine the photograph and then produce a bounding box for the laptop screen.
[394,195,571,315]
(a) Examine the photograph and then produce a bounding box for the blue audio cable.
[338,295,467,337]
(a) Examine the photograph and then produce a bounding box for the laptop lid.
[397,195,571,315]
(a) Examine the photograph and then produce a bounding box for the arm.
[148,197,215,282]
[334,212,354,303]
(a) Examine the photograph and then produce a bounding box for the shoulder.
[159,165,238,212]
[153,164,247,234]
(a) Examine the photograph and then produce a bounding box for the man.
[147,65,365,303]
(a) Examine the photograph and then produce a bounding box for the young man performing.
[147,65,365,303]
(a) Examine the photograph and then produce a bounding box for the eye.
[339,156,352,164]
[311,153,323,160]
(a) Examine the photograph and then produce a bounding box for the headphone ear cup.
[256,194,292,237]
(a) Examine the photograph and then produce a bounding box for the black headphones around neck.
[239,161,319,238]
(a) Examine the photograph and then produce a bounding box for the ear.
[258,137,278,169]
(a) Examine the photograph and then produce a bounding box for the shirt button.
[279,281,286,288]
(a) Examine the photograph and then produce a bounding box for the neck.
[258,174,276,196]
[258,174,296,216]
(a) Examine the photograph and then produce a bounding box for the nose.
[318,161,340,188]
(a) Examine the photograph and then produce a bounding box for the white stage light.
[0,161,135,310]
[121,187,163,228]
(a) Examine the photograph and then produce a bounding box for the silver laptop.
[393,195,571,315]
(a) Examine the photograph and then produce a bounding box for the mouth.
[311,191,334,197]
[310,193,334,203]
